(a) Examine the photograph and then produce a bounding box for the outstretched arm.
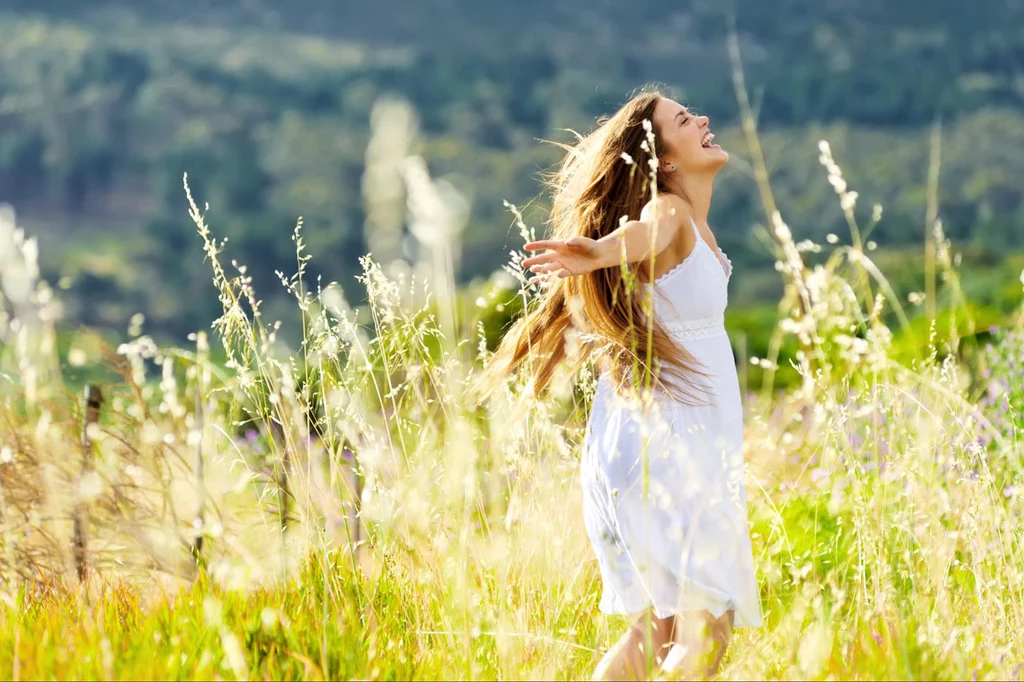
[522,195,689,279]
[593,195,688,269]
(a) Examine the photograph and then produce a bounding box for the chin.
[707,149,729,172]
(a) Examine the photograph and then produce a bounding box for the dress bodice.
[641,216,732,339]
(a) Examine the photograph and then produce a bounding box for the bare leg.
[591,609,676,681]
[660,609,735,679]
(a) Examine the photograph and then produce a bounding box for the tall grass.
[1,38,1024,681]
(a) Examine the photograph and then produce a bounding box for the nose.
[698,115,710,129]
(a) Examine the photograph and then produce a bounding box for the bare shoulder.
[639,193,693,229]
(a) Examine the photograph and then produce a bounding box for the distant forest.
[2,0,1024,338]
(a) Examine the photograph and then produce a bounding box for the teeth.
[702,132,715,147]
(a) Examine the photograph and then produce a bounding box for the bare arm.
[522,196,690,280]
[592,196,688,270]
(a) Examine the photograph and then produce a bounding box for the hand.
[521,236,605,283]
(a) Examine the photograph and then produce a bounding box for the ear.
[660,159,677,173]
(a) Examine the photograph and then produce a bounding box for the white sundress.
[581,216,763,628]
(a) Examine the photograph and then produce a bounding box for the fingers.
[528,261,563,275]
[527,267,571,287]
[525,239,588,251]
[521,251,558,268]
[528,268,569,287]
[527,272,555,288]
[523,240,564,253]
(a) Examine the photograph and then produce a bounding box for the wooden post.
[72,384,102,582]
[190,332,208,568]
[267,416,292,580]
[348,443,363,552]
[275,421,292,536]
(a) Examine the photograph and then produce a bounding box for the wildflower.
[840,191,858,212]
[771,212,792,241]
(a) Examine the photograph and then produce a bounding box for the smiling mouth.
[701,132,717,148]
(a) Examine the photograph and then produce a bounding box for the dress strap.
[688,215,701,239]
[690,215,732,280]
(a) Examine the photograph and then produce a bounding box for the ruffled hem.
[598,577,763,628]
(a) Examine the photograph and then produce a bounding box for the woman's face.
[651,98,728,176]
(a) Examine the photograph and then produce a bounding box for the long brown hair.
[475,88,712,406]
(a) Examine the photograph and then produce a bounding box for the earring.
[667,164,676,171]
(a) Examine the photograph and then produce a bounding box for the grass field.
[3,70,1024,680]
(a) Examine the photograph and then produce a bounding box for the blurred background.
[2,0,1024,345]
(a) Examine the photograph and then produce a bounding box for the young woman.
[477,88,762,679]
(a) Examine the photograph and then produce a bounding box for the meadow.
[3,58,1024,682]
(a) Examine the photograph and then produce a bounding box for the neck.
[663,171,715,225]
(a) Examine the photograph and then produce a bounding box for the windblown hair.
[475,88,712,406]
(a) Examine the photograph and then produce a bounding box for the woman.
[477,88,762,680]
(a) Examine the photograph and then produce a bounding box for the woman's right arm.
[591,195,690,269]
[522,195,691,279]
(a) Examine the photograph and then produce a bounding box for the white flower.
[828,174,848,195]
[771,212,792,241]
[826,233,839,244]
[840,190,858,212]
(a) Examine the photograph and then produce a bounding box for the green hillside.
[1,0,1023,339]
